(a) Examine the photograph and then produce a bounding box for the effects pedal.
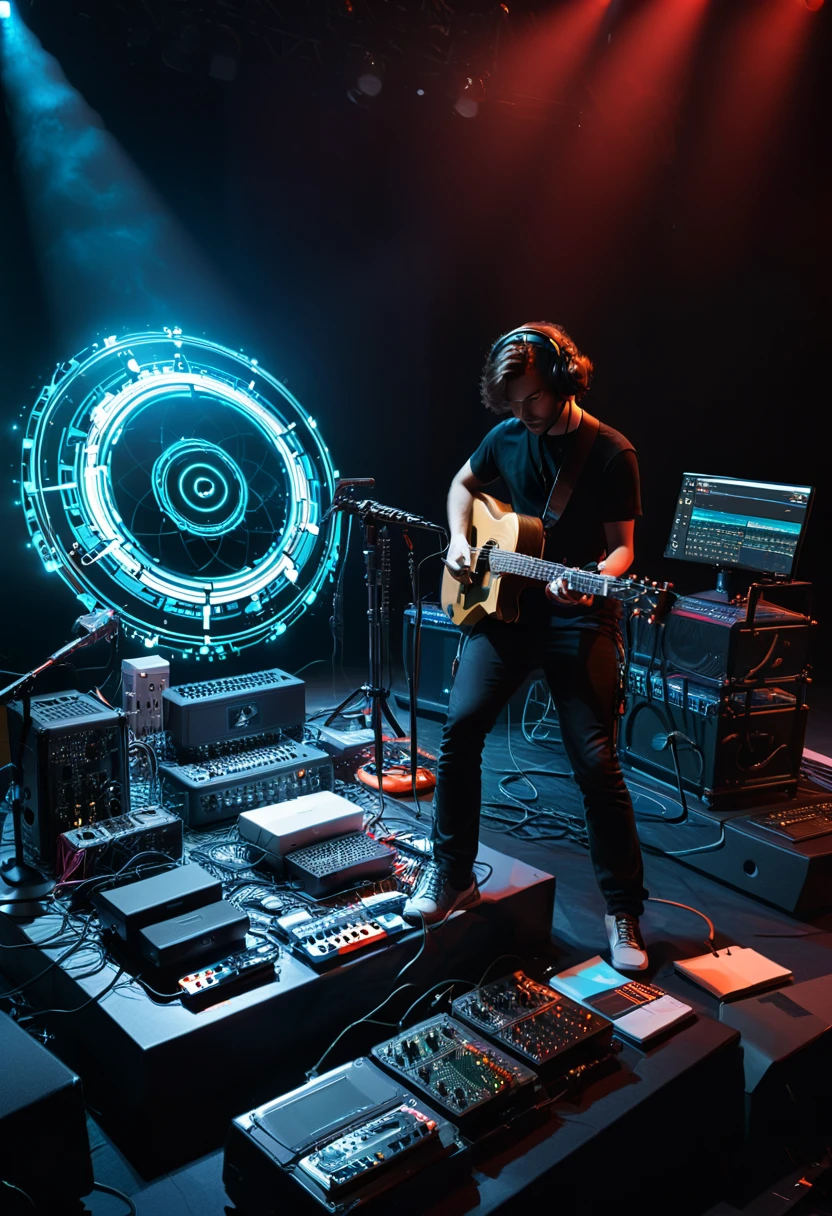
[276,903,409,967]
[178,944,280,1009]
[452,971,613,1079]
[298,1104,442,1198]
[372,1015,538,1129]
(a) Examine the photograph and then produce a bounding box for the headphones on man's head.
[488,326,576,400]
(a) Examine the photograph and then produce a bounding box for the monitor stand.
[696,569,751,602]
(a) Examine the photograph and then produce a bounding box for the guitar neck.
[487,548,618,597]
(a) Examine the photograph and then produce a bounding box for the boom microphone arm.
[0,608,119,707]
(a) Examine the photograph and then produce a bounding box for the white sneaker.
[403,863,480,926]
[605,913,649,972]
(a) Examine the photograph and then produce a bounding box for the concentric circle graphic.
[20,328,341,657]
[152,440,247,536]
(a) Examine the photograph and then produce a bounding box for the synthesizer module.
[452,970,613,1078]
[372,1015,538,1129]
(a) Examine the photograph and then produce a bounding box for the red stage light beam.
[551,0,712,290]
[676,0,817,275]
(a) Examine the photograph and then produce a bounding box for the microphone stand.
[322,487,446,822]
[0,609,119,914]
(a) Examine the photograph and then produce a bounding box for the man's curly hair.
[480,321,594,415]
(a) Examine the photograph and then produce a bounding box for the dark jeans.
[432,616,647,917]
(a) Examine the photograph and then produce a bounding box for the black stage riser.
[0,1010,93,1210]
[0,845,554,1174]
[638,799,832,915]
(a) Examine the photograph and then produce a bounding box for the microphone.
[69,608,120,649]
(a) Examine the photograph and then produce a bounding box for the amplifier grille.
[174,670,291,699]
[33,694,108,722]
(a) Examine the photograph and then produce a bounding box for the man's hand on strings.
[546,572,594,607]
[444,533,473,584]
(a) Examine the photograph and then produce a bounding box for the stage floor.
[2,670,832,1214]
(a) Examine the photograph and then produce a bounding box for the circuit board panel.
[371,1015,537,1128]
[452,971,613,1078]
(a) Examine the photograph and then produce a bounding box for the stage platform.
[78,999,742,1216]
[3,679,832,1213]
[0,841,553,1174]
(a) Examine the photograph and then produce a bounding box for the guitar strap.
[540,411,600,533]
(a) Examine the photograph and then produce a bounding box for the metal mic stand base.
[323,684,404,735]
[0,856,55,913]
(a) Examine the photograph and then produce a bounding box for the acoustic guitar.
[441,493,669,628]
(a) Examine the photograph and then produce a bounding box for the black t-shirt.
[468,414,641,624]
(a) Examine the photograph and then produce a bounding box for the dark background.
[0,0,829,692]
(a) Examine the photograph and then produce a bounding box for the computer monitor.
[665,473,814,578]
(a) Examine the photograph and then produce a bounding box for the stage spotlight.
[357,59,383,97]
[347,52,384,107]
[454,74,487,118]
[161,18,240,81]
[0,3,11,20]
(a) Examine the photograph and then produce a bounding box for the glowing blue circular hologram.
[152,440,244,534]
[20,328,342,658]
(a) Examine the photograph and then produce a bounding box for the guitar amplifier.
[619,666,808,804]
[395,604,544,722]
[397,604,461,716]
[628,591,812,686]
[163,668,305,752]
[6,691,130,869]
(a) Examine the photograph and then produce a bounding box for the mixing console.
[298,1104,442,1197]
[372,1015,537,1128]
[159,741,332,826]
[452,971,613,1078]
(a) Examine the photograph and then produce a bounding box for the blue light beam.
[0,10,227,343]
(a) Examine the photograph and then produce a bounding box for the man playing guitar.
[402,322,649,972]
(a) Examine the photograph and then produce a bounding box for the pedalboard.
[276,901,409,967]
[452,971,613,1079]
[372,1015,538,1129]
[284,832,396,897]
[178,944,280,1009]
[159,741,333,826]
[224,1059,464,1215]
[55,806,182,882]
[164,668,305,751]
[298,1103,442,1197]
